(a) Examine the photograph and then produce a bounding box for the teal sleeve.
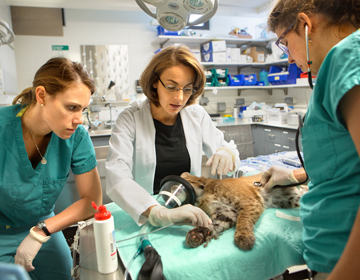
[324,30,360,126]
[71,126,97,175]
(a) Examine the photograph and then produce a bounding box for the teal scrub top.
[300,30,360,273]
[0,104,97,227]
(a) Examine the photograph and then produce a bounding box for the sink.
[88,129,112,136]
[94,145,109,160]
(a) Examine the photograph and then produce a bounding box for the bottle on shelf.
[259,68,269,86]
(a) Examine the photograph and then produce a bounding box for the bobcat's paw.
[186,226,213,248]
[234,233,255,250]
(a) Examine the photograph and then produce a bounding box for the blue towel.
[108,202,305,280]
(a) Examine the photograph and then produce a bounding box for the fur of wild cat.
[181,172,308,250]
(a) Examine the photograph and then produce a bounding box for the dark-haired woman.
[0,57,102,280]
[261,0,360,279]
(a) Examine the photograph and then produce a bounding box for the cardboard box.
[191,48,201,62]
[239,55,247,63]
[231,48,241,63]
[202,52,227,63]
[201,40,227,54]
[244,46,265,62]
[226,48,232,63]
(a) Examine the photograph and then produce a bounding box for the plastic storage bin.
[227,74,244,86]
[267,112,288,124]
[157,26,179,36]
[205,70,214,87]
[268,64,302,85]
[287,113,299,126]
[212,69,229,86]
[244,74,257,86]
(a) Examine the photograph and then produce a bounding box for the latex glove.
[15,227,50,272]
[206,148,234,176]
[148,205,212,227]
[15,233,43,271]
[260,166,298,190]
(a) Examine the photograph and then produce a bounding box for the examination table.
[75,151,307,280]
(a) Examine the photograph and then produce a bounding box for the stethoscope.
[254,24,314,189]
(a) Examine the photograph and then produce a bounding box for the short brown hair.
[139,45,205,108]
[268,0,360,34]
[13,57,95,105]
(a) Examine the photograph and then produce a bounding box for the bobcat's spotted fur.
[181,172,308,250]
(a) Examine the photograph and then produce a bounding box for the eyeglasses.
[158,77,196,96]
[275,21,296,56]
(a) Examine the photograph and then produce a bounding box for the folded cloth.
[107,202,305,280]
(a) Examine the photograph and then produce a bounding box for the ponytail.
[12,87,34,105]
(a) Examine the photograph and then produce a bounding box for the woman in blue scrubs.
[0,57,102,280]
[261,0,360,279]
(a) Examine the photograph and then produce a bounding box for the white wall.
[0,0,18,101]
[12,7,311,115]
[14,8,158,96]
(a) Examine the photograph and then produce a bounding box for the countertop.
[87,120,298,137]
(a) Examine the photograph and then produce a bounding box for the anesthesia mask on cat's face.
[157,175,196,209]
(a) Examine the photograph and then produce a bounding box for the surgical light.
[0,20,14,46]
[135,0,218,31]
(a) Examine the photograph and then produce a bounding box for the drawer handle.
[283,131,288,134]
[265,129,271,132]
[283,145,290,149]
[275,144,281,147]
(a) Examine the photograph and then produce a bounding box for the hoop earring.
[305,25,314,89]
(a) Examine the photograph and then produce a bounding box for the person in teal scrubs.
[0,57,102,280]
[260,0,360,279]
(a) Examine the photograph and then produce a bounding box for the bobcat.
[181,172,308,250]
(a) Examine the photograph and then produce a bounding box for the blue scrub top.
[0,104,97,227]
[300,30,360,272]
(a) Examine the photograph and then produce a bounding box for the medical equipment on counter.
[135,0,218,31]
[104,103,116,128]
[92,202,119,274]
[124,175,196,280]
[0,19,14,46]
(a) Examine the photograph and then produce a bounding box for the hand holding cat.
[206,148,234,175]
[148,204,212,227]
[260,166,298,190]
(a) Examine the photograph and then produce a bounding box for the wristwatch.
[37,221,51,236]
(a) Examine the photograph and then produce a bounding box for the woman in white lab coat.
[106,46,240,227]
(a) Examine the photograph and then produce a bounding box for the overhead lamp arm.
[135,0,157,19]
[0,19,15,46]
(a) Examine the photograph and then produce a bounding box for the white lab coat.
[105,98,240,225]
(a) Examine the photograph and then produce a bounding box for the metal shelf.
[204,84,311,95]
[201,59,288,67]
[152,35,275,48]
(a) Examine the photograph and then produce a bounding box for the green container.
[212,69,229,87]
